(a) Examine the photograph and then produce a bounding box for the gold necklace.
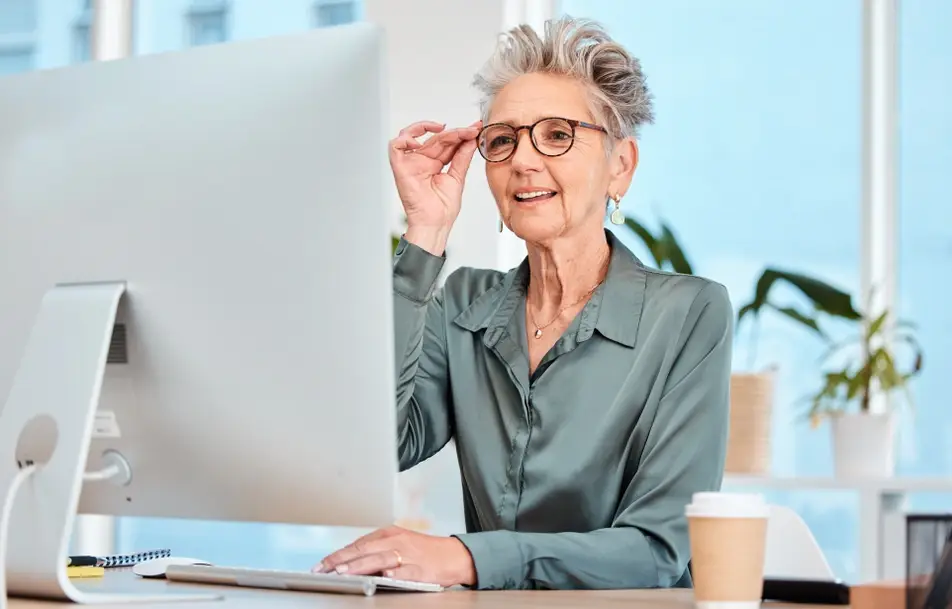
[528,280,604,339]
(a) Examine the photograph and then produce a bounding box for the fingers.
[316,540,383,573]
[391,136,422,152]
[389,119,481,159]
[416,125,481,165]
[446,138,478,183]
[314,527,401,573]
[333,549,404,577]
[399,120,446,139]
[417,123,480,150]
[382,564,421,581]
[390,121,445,153]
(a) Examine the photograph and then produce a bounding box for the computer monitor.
[0,23,395,604]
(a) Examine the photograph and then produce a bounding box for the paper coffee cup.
[686,492,769,609]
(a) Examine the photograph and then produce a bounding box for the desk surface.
[8,572,846,608]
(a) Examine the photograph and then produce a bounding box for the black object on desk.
[907,514,952,609]
[762,577,850,605]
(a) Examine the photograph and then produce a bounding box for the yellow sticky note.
[66,566,104,578]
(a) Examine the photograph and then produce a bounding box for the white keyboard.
[164,564,444,596]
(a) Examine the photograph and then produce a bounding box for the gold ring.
[393,550,403,567]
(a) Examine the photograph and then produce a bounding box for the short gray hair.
[472,16,654,140]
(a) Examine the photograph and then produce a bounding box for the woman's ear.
[608,137,639,198]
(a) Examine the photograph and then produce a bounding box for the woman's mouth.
[513,190,557,204]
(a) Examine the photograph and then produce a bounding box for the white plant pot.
[831,412,896,479]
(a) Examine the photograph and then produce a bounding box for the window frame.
[184,0,230,47]
[312,0,358,28]
[72,1,94,63]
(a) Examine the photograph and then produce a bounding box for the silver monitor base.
[0,282,220,605]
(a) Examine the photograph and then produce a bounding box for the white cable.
[83,450,132,486]
[83,464,121,482]
[0,465,38,609]
[0,453,129,607]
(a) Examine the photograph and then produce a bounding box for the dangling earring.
[609,194,625,225]
[498,216,504,233]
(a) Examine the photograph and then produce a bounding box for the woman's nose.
[510,131,544,172]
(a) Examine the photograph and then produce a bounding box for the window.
[314,0,356,28]
[0,45,32,75]
[0,0,35,76]
[73,0,93,63]
[897,2,952,487]
[0,0,98,72]
[562,0,862,580]
[186,1,229,47]
[0,0,35,35]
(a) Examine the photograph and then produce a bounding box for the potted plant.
[617,218,776,475]
[724,267,865,477]
[737,272,923,478]
[805,306,923,478]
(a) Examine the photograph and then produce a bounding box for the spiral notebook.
[98,548,171,568]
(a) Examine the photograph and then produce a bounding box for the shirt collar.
[452,229,647,348]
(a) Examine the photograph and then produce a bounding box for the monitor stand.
[0,282,220,605]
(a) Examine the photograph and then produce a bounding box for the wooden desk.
[6,572,847,608]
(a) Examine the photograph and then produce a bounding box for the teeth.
[515,191,555,200]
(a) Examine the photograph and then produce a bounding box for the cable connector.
[83,450,132,486]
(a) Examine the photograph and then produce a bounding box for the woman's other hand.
[389,120,481,255]
[313,525,476,588]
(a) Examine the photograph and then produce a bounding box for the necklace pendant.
[534,328,543,339]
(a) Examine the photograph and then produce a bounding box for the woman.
[315,16,733,590]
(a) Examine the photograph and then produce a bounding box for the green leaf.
[622,218,664,268]
[846,369,865,400]
[867,310,889,338]
[875,348,904,392]
[659,222,694,275]
[737,268,862,326]
[766,303,825,337]
[621,217,695,275]
[820,371,848,398]
[391,234,400,255]
[737,303,756,321]
[854,359,874,411]
[889,333,925,378]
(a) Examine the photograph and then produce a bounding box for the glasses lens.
[532,118,574,156]
[479,124,517,161]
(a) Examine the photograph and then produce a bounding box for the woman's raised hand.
[388,119,481,255]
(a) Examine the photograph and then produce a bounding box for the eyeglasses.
[476,117,608,163]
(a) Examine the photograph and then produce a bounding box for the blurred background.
[2,0,949,585]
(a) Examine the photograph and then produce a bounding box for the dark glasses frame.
[476,117,608,163]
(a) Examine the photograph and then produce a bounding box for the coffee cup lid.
[685,492,769,518]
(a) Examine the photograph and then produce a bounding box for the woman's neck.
[525,229,611,313]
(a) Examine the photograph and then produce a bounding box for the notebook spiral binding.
[100,548,171,568]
